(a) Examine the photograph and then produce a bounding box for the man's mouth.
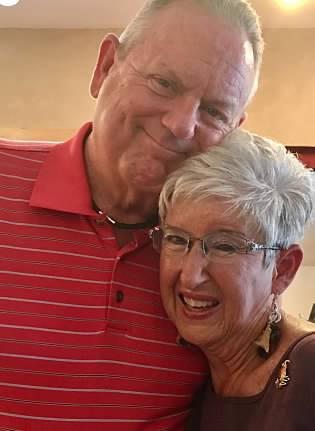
[143,129,188,156]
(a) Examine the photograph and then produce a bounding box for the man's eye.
[205,106,225,121]
[164,235,187,246]
[149,76,175,96]
[156,78,171,88]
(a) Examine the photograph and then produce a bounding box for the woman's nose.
[178,245,209,290]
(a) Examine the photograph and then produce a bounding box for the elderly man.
[0,0,263,430]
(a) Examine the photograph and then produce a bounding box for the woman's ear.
[90,34,120,99]
[272,244,303,296]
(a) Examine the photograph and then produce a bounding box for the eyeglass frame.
[149,225,282,260]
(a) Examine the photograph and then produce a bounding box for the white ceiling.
[0,0,314,29]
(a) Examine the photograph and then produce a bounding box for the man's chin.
[130,176,165,194]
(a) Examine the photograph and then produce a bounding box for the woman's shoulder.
[289,331,315,365]
[279,332,315,392]
[281,315,315,360]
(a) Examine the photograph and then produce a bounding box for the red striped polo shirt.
[0,123,208,431]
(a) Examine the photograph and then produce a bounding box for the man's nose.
[161,96,199,141]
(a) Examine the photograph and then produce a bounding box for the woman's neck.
[204,316,310,397]
[206,338,268,397]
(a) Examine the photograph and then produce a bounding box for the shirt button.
[116,290,124,303]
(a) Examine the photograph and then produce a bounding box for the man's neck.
[84,136,159,225]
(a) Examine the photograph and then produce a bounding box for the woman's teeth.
[181,295,219,309]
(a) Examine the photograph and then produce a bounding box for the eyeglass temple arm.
[250,243,282,251]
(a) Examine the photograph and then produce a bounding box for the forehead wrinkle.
[221,57,254,103]
[154,63,187,91]
[130,27,250,90]
[205,54,247,84]
[202,61,249,109]
[128,30,251,111]
[166,223,249,240]
[182,23,252,82]
[157,58,243,108]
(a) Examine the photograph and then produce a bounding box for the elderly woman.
[151,130,315,430]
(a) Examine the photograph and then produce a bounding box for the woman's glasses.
[150,225,282,262]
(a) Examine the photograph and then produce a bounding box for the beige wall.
[0,28,315,144]
[0,29,109,140]
[245,28,315,147]
[282,266,315,321]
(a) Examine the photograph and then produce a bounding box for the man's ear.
[272,244,303,296]
[237,111,247,127]
[90,34,120,99]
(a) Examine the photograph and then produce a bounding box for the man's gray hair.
[159,129,315,255]
[119,0,264,101]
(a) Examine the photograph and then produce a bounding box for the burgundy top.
[187,332,315,431]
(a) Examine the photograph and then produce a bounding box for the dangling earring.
[255,294,282,358]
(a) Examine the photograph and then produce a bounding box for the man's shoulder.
[0,137,62,153]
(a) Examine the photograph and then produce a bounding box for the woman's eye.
[213,242,239,253]
[164,235,187,246]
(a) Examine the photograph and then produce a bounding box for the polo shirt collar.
[30,122,95,216]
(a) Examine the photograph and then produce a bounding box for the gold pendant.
[275,359,290,389]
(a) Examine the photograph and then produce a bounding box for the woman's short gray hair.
[119,0,264,102]
[159,129,315,254]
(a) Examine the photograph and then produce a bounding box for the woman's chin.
[176,325,215,349]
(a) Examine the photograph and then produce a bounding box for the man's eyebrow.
[163,66,240,108]
[136,61,239,113]
[128,61,182,87]
[152,65,185,88]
